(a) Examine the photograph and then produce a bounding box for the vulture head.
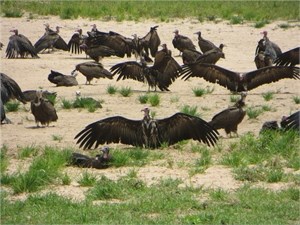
[261,30,268,38]
[10,29,18,35]
[99,146,110,159]
[173,29,179,36]
[141,107,150,116]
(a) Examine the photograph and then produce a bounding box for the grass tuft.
[180,105,201,117]
[119,86,132,97]
[262,91,274,101]
[138,94,149,104]
[5,100,20,112]
[78,171,97,187]
[192,86,214,97]
[106,85,118,95]
[292,96,300,104]
[148,94,160,107]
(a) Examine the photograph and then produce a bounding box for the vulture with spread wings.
[274,47,299,67]
[179,63,300,92]
[75,108,219,149]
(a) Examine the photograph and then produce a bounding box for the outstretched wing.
[142,26,161,57]
[274,47,299,66]
[75,116,144,149]
[156,113,219,147]
[244,66,300,91]
[180,63,240,92]
[53,35,69,51]
[1,73,26,104]
[110,61,145,82]
[280,111,300,131]
[68,33,83,54]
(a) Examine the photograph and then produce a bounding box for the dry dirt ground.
[1,16,299,201]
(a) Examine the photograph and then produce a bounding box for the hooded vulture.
[1,73,26,123]
[48,70,78,87]
[209,93,247,137]
[68,28,88,54]
[137,25,161,58]
[195,44,225,64]
[31,90,58,127]
[172,29,196,54]
[72,61,113,85]
[70,146,111,169]
[6,29,38,59]
[179,63,300,92]
[274,47,299,67]
[75,107,219,149]
[194,31,218,54]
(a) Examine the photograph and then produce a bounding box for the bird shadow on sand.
[26,125,56,129]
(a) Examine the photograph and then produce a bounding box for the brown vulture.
[22,90,57,103]
[68,28,88,54]
[75,107,219,149]
[31,90,58,127]
[110,48,180,92]
[254,51,273,69]
[182,49,203,65]
[179,63,300,92]
[209,93,247,137]
[72,61,113,85]
[34,26,68,53]
[255,31,282,61]
[195,44,225,64]
[274,47,299,67]
[48,70,78,87]
[194,31,218,54]
[6,29,38,59]
[70,146,111,169]
[138,25,161,58]
[260,110,300,133]
[1,73,27,124]
[172,29,196,55]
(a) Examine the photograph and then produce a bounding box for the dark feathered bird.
[195,44,225,64]
[194,31,218,54]
[48,70,78,87]
[75,107,219,149]
[180,63,300,92]
[172,29,196,55]
[0,42,4,50]
[209,93,247,137]
[34,26,68,53]
[22,90,57,103]
[79,43,117,62]
[31,90,58,127]
[260,111,300,133]
[70,146,112,169]
[68,28,87,54]
[254,51,273,69]
[72,61,113,85]
[256,31,282,61]
[181,49,203,65]
[138,25,161,58]
[1,73,26,124]
[6,29,38,59]
[110,52,179,92]
[274,47,299,67]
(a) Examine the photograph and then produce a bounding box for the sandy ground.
[1,15,299,200]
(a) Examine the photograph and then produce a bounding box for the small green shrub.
[230,15,244,24]
[138,94,149,104]
[61,99,72,109]
[119,86,132,97]
[246,107,263,119]
[254,19,269,28]
[106,85,118,95]
[192,86,214,97]
[78,171,97,187]
[61,173,71,185]
[5,100,20,112]
[180,105,201,117]
[18,145,39,159]
[148,94,160,107]
[293,96,300,104]
[73,97,102,112]
[230,95,239,103]
[52,135,63,142]
[262,92,274,101]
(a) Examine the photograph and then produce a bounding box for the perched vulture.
[70,146,111,169]
[254,51,273,69]
[137,25,161,58]
[172,29,196,55]
[1,73,26,123]
[68,28,87,54]
[48,70,78,87]
[6,29,38,59]
[110,51,180,92]
[195,44,225,64]
[31,90,58,127]
[22,90,57,103]
[72,61,113,85]
[274,47,300,67]
[179,63,300,92]
[209,93,247,137]
[256,31,282,61]
[75,107,219,149]
[34,26,68,53]
[194,31,218,54]
[182,49,203,65]
[260,111,300,133]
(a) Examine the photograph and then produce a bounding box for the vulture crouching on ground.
[31,90,58,127]
[48,70,78,87]
[209,93,247,137]
[70,146,112,169]
[179,63,300,92]
[75,107,219,149]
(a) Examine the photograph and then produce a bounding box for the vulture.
[172,29,196,55]
[260,111,300,133]
[22,90,57,103]
[31,90,58,127]
[1,73,26,123]
[70,146,111,169]
[182,49,203,65]
[6,29,38,59]
[274,47,300,67]
[34,26,68,53]
[194,31,218,54]
[110,48,180,92]
[0,42,4,50]
[209,93,247,137]
[68,28,87,54]
[179,63,300,92]
[75,107,219,149]
[254,51,273,69]
[195,44,225,64]
[256,31,282,62]
[80,43,117,62]
[48,70,78,87]
[131,34,154,62]
[72,61,113,85]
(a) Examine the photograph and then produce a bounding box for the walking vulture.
[209,93,247,137]
[274,47,299,67]
[70,146,112,169]
[179,63,300,92]
[72,61,113,85]
[75,108,219,149]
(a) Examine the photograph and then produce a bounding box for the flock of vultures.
[1,23,299,168]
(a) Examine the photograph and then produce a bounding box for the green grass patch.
[138,94,149,104]
[5,100,20,112]
[148,93,160,107]
[262,91,274,101]
[246,106,264,119]
[0,146,9,174]
[61,97,102,112]
[180,105,201,117]
[17,145,39,159]
[229,94,240,103]
[119,86,132,97]
[61,98,72,109]
[52,135,63,142]
[192,86,214,97]
[78,171,97,187]
[106,85,118,95]
[254,19,269,28]
[293,96,300,104]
